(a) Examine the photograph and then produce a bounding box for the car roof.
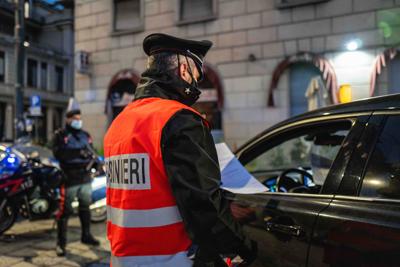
[236,93,400,153]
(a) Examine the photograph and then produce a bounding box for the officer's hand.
[230,202,256,223]
[236,239,257,266]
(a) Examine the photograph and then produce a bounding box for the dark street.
[0,217,109,267]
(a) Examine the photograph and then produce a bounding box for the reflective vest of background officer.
[104,33,257,267]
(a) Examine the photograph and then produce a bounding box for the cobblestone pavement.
[0,216,110,267]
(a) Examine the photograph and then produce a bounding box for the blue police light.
[0,152,20,179]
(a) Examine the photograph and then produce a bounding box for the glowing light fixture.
[346,39,361,51]
[23,41,30,47]
[24,1,30,19]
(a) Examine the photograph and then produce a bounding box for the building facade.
[0,0,74,143]
[74,0,400,149]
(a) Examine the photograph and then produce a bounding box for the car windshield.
[14,144,54,160]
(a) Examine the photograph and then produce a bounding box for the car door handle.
[265,222,303,237]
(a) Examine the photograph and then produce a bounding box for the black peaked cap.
[143,33,213,77]
[66,109,81,118]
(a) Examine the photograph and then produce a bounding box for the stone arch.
[105,69,141,123]
[267,52,339,107]
[193,63,225,141]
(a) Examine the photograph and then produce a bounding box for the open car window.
[242,120,353,194]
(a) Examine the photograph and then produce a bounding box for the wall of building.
[0,3,74,143]
[74,0,400,149]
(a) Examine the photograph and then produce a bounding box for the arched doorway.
[105,69,140,124]
[268,52,339,116]
[192,64,224,142]
[371,48,400,96]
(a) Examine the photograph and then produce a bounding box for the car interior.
[241,120,353,194]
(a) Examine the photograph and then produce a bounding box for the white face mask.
[70,119,83,130]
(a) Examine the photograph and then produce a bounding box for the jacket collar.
[134,77,181,101]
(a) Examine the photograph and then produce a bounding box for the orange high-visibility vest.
[104,97,207,267]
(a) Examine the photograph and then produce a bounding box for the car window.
[360,116,400,199]
[244,120,352,193]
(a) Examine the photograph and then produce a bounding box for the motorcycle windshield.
[13,144,58,167]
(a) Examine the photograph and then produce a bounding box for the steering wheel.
[276,168,313,193]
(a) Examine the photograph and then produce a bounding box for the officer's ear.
[179,63,191,83]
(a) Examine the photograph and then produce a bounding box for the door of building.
[290,63,322,117]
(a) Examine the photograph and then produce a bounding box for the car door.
[308,113,400,267]
[229,115,369,267]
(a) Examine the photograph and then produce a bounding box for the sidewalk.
[0,217,110,267]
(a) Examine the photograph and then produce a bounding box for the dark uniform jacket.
[134,74,256,266]
[52,125,93,187]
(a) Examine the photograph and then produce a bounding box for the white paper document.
[215,143,269,194]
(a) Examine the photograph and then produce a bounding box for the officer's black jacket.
[52,125,93,186]
[135,75,256,265]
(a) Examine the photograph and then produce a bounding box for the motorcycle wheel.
[0,201,16,234]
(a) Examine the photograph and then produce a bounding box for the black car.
[229,94,400,267]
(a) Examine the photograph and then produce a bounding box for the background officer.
[52,99,99,256]
[104,33,257,267]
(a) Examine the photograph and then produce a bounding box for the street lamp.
[13,0,28,139]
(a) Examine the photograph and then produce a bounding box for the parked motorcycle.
[0,143,64,234]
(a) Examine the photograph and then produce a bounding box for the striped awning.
[369,48,398,96]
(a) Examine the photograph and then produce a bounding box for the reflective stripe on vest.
[104,98,208,266]
[107,205,183,228]
[111,251,193,267]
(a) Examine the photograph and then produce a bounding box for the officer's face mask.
[177,55,202,106]
[70,119,83,130]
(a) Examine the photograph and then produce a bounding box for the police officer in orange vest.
[104,33,257,267]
